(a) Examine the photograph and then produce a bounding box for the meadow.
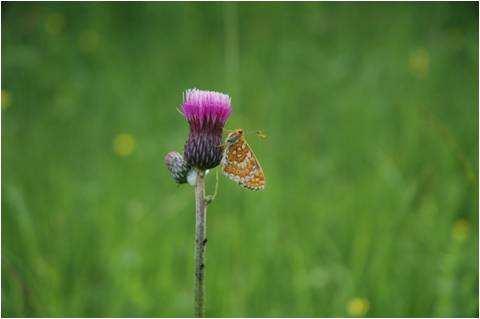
[1,2,478,317]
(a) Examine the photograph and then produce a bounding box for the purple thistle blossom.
[182,88,232,170]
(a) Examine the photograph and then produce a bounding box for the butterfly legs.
[204,168,220,204]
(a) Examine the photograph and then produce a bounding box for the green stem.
[194,170,207,317]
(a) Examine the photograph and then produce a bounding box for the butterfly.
[220,129,265,191]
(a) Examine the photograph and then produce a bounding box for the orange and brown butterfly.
[220,129,265,191]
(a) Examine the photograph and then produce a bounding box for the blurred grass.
[1,2,478,317]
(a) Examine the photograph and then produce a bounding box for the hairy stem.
[194,170,207,317]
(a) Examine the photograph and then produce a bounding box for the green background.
[2,2,478,317]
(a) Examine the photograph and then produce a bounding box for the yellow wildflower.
[452,218,469,242]
[113,133,136,157]
[347,297,370,317]
[409,48,430,78]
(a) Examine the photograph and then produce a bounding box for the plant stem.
[194,170,207,317]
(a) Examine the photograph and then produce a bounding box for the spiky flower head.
[165,151,192,184]
[182,88,232,170]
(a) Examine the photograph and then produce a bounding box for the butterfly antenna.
[255,130,268,139]
[245,129,268,140]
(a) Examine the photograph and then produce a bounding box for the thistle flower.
[167,88,232,317]
[182,88,232,170]
[164,151,191,184]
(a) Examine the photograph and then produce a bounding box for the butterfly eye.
[227,133,239,144]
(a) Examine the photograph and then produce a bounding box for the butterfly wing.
[221,135,265,191]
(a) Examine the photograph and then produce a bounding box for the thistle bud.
[164,151,191,184]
